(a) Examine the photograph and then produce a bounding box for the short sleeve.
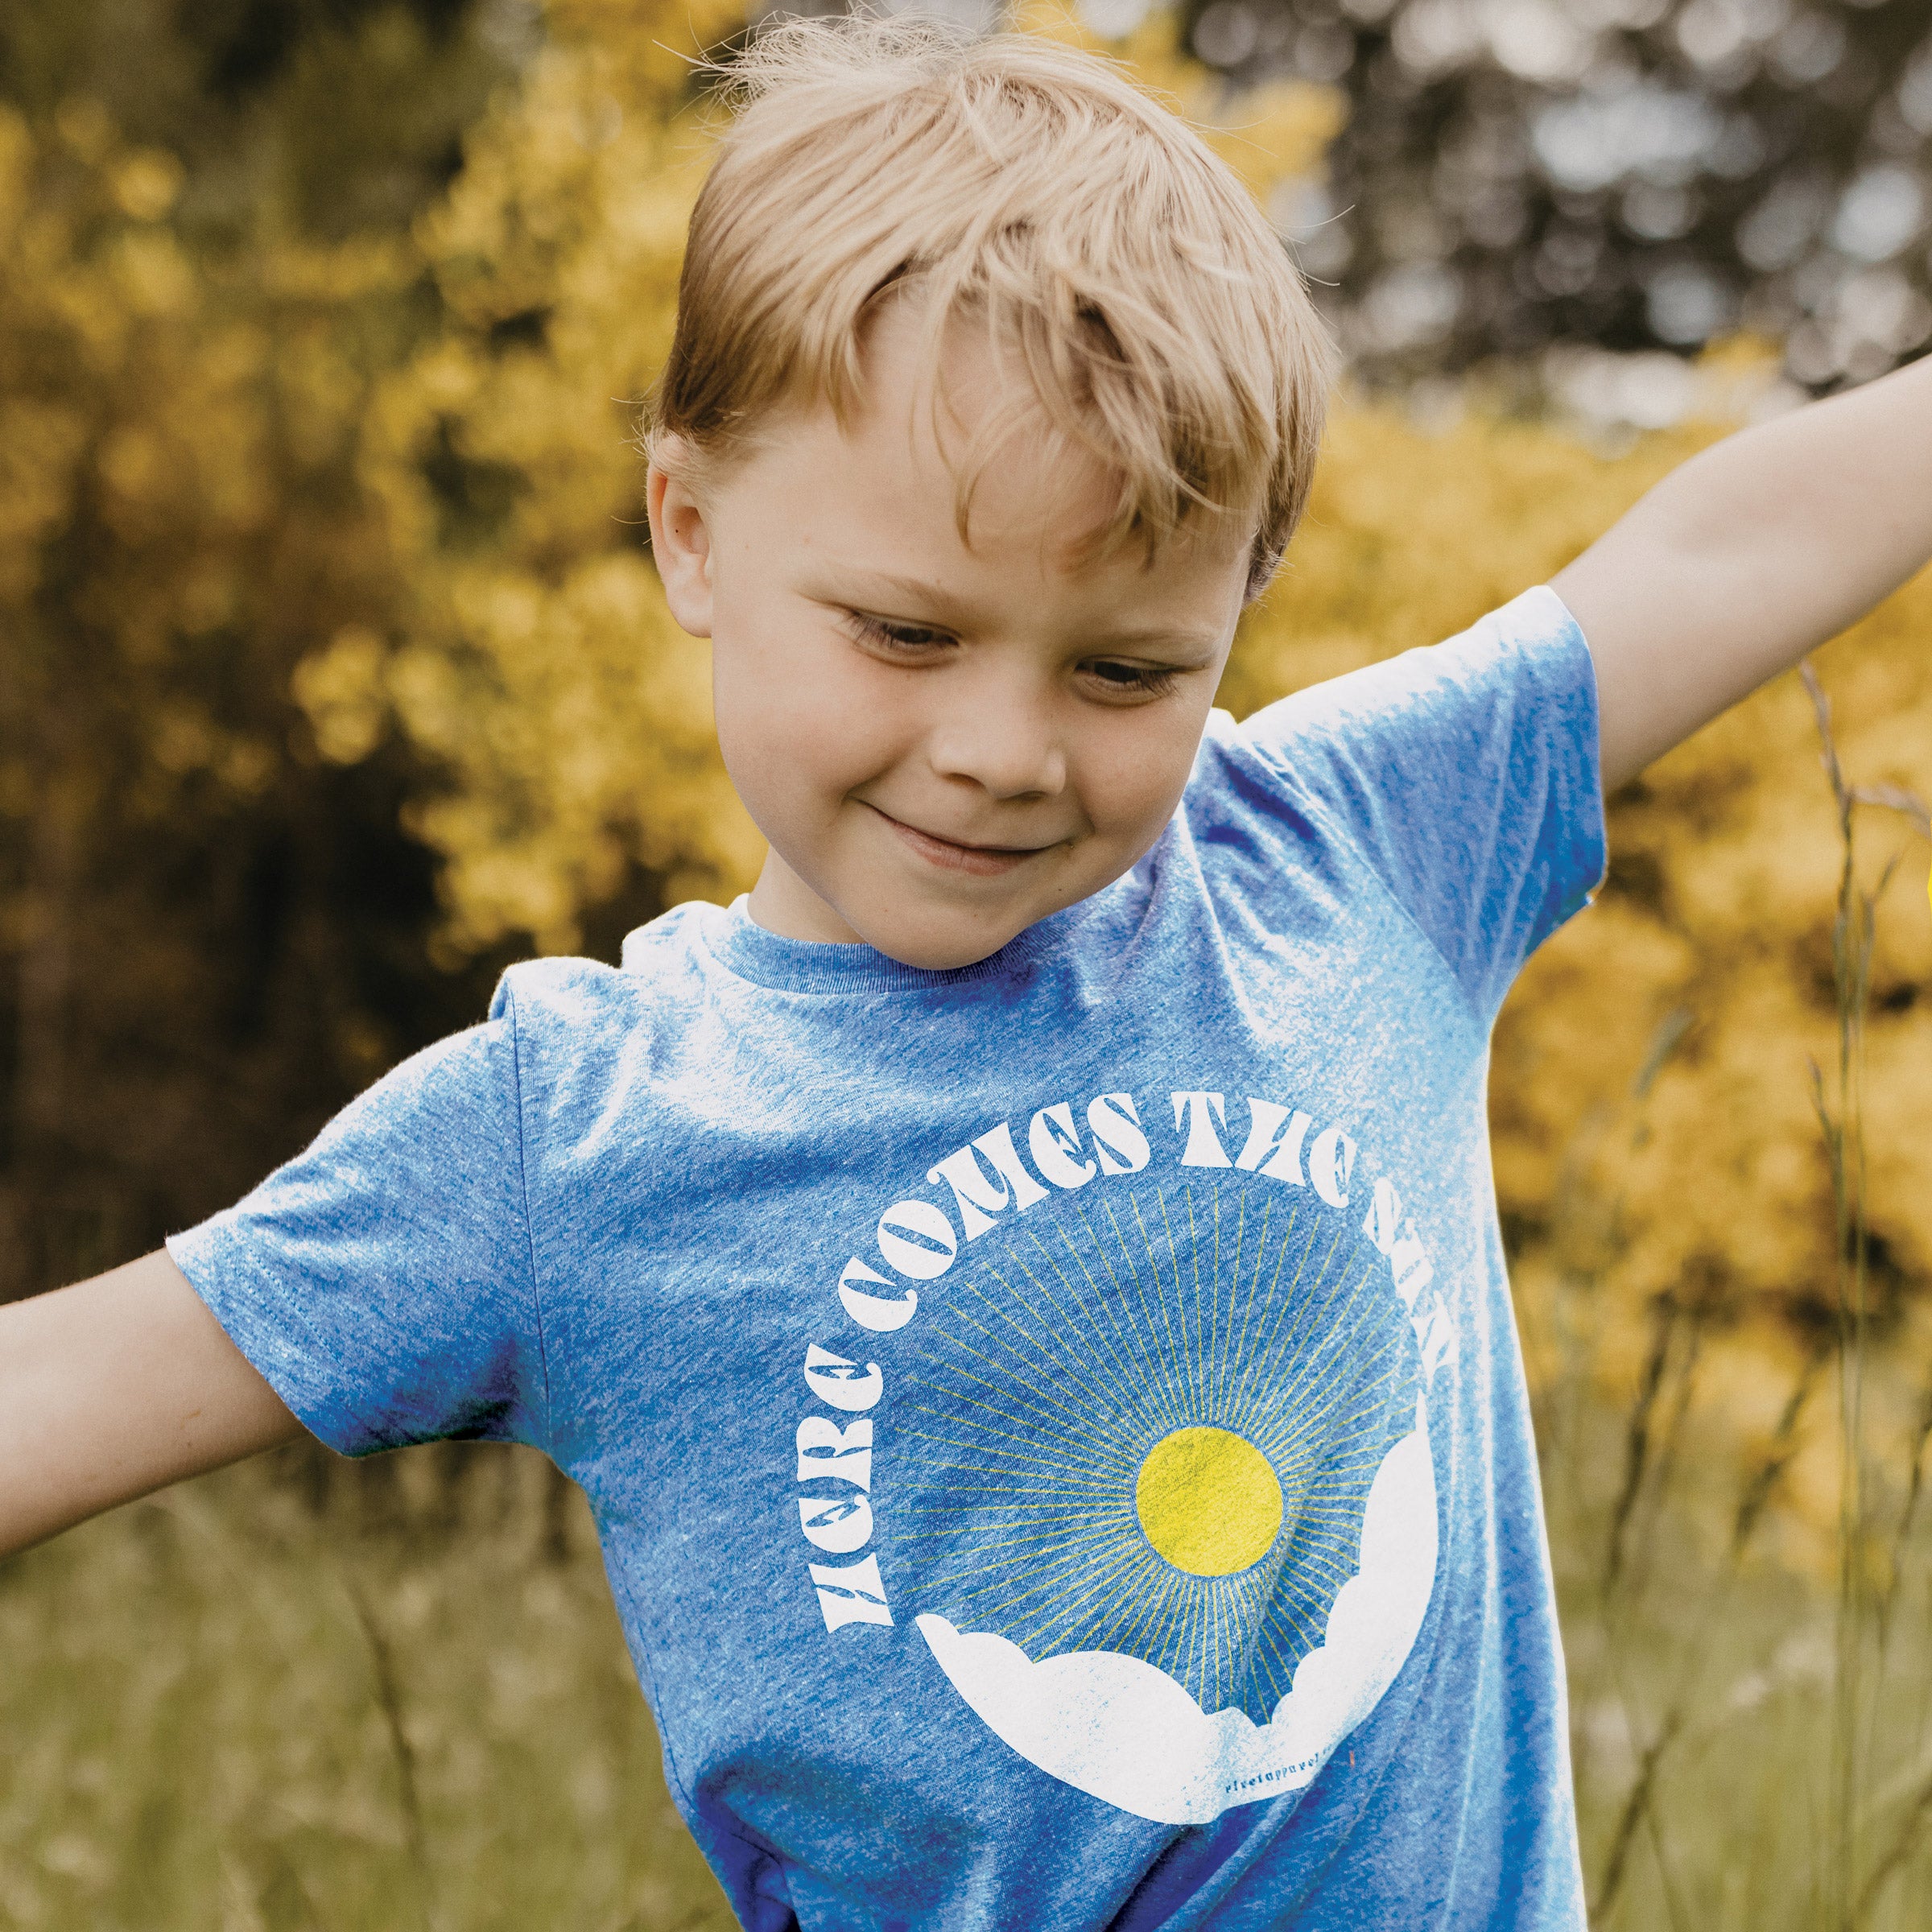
[1236,584,1607,1022]
[165,985,548,1459]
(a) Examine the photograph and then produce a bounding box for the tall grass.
[3,679,1930,1929]
[1538,667,1932,1931]
[0,1447,736,1931]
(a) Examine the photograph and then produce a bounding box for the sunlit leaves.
[326,3,1932,1420]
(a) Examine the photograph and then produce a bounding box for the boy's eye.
[844,612,954,654]
[1084,659,1179,698]
[843,612,1180,700]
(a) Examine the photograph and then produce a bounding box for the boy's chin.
[848,895,1051,973]
[861,923,1025,973]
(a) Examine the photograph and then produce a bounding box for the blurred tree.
[1221,398,1932,1448]
[0,2,520,1298]
[314,0,1339,954]
[1164,0,1932,402]
[6,0,1927,1465]
[324,0,1930,1447]
[0,0,516,235]
[327,0,763,956]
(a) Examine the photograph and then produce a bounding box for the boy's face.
[647,299,1252,971]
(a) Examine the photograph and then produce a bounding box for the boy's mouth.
[866,804,1055,877]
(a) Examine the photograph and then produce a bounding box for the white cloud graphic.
[915,1402,1438,1825]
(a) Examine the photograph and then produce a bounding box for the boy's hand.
[1551,353,1932,791]
[0,1250,303,1557]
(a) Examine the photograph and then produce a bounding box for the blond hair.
[650,14,1332,597]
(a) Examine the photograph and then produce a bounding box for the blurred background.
[2,0,1930,1926]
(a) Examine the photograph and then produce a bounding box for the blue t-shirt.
[169,585,1605,1930]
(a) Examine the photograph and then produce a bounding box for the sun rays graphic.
[897,1177,1422,1726]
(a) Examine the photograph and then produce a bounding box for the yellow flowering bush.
[304,3,1930,1480]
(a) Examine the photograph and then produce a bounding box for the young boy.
[4,17,1930,1929]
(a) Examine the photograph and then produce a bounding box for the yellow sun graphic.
[897,1177,1420,1721]
[1136,1426,1284,1576]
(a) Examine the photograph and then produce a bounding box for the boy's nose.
[925,702,1068,802]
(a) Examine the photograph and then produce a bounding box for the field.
[6,1200,1932,1930]
[6,0,1932,1922]
[0,1447,737,1932]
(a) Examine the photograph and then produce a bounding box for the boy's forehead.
[780,427,1241,634]
[737,304,1250,625]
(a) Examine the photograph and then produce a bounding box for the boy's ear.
[646,457,715,639]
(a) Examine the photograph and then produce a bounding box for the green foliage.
[0,0,504,237]
[1177,0,1932,391]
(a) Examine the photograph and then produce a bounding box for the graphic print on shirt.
[791,1086,1451,1828]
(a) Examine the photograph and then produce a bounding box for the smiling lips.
[869,804,1055,877]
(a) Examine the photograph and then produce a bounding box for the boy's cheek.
[1071,717,1206,846]
[715,707,880,864]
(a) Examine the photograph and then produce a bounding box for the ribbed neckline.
[695,894,1094,995]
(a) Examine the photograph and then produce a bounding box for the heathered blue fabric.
[170,585,1604,1931]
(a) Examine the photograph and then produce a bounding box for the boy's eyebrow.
[832,567,1226,658]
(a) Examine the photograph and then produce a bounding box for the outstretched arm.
[1552,353,1932,792]
[0,1250,303,1557]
